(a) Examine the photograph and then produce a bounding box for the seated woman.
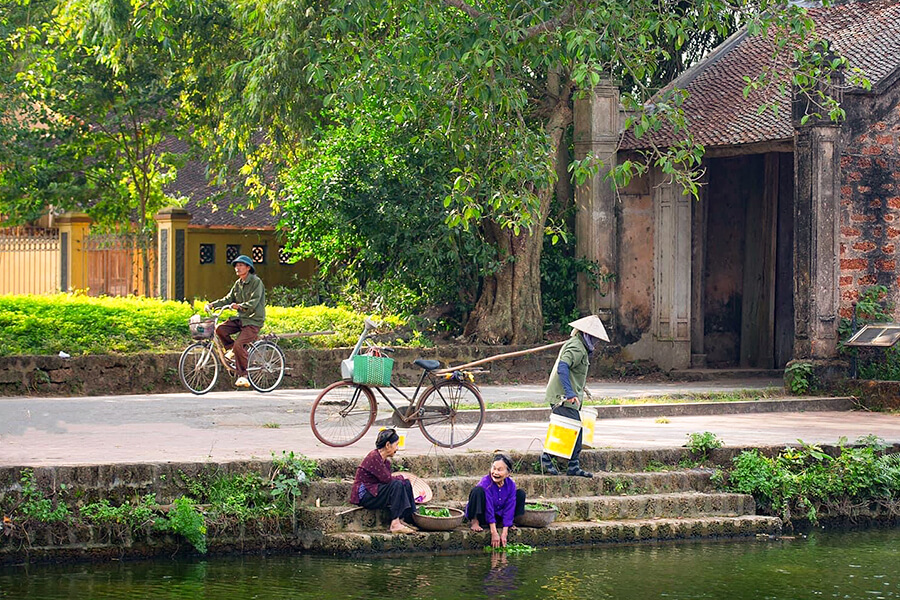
[466,453,526,548]
[349,428,417,535]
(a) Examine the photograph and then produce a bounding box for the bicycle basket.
[189,318,216,340]
[352,354,394,387]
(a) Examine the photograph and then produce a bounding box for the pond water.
[3,528,900,600]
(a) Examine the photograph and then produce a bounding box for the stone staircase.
[298,449,782,555]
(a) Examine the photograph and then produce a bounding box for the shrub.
[725,437,900,524]
[0,293,404,355]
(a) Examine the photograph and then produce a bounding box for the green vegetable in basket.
[418,506,451,518]
[524,503,557,511]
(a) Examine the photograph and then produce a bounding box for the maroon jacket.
[349,449,404,504]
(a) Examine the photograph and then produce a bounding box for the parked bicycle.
[179,309,286,394]
[310,318,486,448]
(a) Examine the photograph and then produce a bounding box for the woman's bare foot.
[390,518,416,535]
[470,522,483,532]
[390,523,416,535]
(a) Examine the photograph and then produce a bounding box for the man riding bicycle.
[206,255,266,388]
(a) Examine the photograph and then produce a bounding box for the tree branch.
[441,0,576,39]
[524,4,575,39]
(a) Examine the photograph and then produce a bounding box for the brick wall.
[839,102,900,319]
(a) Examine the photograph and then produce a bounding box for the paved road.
[3,378,898,467]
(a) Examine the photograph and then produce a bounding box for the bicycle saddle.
[414,359,441,371]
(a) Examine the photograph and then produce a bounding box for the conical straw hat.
[568,315,609,342]
[397,472,433,503]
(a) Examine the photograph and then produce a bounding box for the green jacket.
[211,273,266,328]
[544,334,590,410]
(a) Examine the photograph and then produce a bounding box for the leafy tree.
[216,0,857,344]
[278,100,495,315]
[0,0,232,293]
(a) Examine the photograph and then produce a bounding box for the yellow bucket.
[580,408,597,448]
[543,414,582,459]
[378,427,406,450]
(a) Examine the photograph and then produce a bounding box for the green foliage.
[155,497,207,554]
[0,0,229,234]
[268,451,317,510]
[418,506,451,518]
[18,469,70,523]
[278,100,493,315]
[523,503,557,511]
[484,543,536,555]
[785,361,814,395]
[726,439,900,525]
[80,495,157,531]
[0,293,401,355]
[684,432,724,459]
[540,225,611,329]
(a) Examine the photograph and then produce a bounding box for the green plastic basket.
[352,354,394,387]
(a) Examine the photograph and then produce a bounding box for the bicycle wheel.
[179,342,219,395]
[416,379,485,448]
[310,380,377,447]
[247,340,285,393]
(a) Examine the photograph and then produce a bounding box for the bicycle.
[179,309,286,394]
[309,318,486,448]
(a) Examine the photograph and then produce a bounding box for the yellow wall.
[184,228,316,303]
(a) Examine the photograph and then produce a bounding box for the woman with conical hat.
[540,315,608,477]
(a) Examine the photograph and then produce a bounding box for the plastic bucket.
[378,427,406,450]
[580,408,597,448]
[543,414,582,459]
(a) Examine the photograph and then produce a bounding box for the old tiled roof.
[162,138,278,230]
[621,0,900,150]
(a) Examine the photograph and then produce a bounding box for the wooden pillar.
[792,65,843,360]
[690,170,708,368]
[155,207,191,301]
[573,81,619,329]
[56,212,92,293]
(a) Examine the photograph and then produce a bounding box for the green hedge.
[0,293,398,356]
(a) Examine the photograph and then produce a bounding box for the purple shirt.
[474,474,517,528]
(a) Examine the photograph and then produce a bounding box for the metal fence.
[0,227,60,295]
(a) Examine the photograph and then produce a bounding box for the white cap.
[568,315,609,342]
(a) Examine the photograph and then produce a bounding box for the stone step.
[313,515,783,556]
[303,470,716,507]
[307,491,756,533]
[314,448,719,479]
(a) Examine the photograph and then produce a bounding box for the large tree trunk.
[463,221,546,344]
[464,90,573,344]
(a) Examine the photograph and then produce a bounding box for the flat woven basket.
[189,319,216,340]
[352,354,394,387]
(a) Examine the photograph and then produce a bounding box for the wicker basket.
[514,506,558,528]
[411,506,464,531]
[189,319,216,340]
[352,354,394,387]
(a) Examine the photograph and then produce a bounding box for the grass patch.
[468,388,784,410]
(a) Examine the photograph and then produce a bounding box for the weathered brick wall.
[839,97,900,320]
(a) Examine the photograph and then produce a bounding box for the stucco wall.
[185,229,316,302]
[839,88,900,320]
[616,171,653,345]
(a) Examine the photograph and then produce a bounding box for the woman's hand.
[491,530,501,548]
[500,527,508,547]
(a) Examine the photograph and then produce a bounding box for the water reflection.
[2,529,899,600]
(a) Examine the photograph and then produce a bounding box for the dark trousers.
[466,486,526,528]
[359,478,415,521]
[216,319,259,377]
